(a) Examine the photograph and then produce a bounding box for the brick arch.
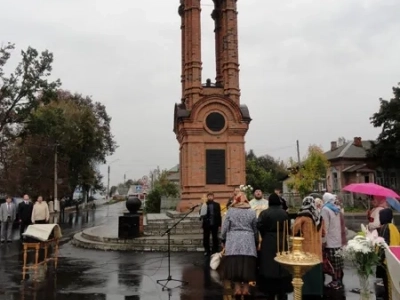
[190,95,243,123]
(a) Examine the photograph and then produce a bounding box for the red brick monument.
[174,0,251,211]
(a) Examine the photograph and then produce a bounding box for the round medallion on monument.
[205,112,226,133]
[126,196,142,214]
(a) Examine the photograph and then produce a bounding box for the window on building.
[333,173,338,191]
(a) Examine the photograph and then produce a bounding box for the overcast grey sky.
[1,0,400,186]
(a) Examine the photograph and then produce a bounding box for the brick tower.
[173,0,251,211]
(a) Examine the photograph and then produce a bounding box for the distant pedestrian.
[0,196,17,243]
[31,196,50,224]
[18,194,34,239]
[60,198,66,214]
[199,192,221,256]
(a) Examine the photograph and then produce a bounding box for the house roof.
[325,140,373,160]
[168,164,179,173]
[342,164,374,173]
[167,172,180,182]
[117,187,129,195]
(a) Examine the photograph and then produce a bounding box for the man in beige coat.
[31,196,50,224]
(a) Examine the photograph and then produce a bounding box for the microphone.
[189,203,201,210]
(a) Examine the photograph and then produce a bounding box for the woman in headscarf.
[314,198,323,213]
[257,193,293,300]
[321,192,346,289]
[221,192,258,296]
[368,196,388,231]
[376,208,400,300]
[293,196,325,300]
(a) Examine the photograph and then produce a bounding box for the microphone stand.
[156,205,198,290]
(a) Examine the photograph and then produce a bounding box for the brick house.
[166,164,180,186]
[325,137,400,194]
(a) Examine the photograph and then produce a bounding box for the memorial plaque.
[206,149,226,184]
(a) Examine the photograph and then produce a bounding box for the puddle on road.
[0,248,231,300]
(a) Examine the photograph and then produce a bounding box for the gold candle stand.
[274,237,320,300]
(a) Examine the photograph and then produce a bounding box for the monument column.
[212,0,223,87]
[184,0,202,107]
[179,2,186,97]
[174,0,251,211]
[221,0,240,103]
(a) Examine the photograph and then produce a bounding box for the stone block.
[118,215,140,239]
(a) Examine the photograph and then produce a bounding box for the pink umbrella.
[343,183,400,199]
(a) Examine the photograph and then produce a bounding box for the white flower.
[361,224,368,235]
[239,185,244,189]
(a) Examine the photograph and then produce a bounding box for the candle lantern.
[275,222,320,300]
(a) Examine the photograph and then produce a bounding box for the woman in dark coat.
[257,193,293,300]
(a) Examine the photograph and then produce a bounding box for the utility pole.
[296,140,301,166]
[54,144,59,212]
[107,165,111,199]
[124,173,126,184]
[106,159,120,200]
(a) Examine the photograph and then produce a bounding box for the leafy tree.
[246,159,274,194]
[145,169,179,213]
[24,91,116,198]
[245,150,288,193]
[367,83,400,169]
[0,43,61,141]
[287,145,330,197]
[110,185,118,196]
[0,135,70,197]
[117,179,141,188]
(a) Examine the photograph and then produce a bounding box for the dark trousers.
[381,271,389,300]
[19,221,31,238]
[35,220,47,224]
[203,225,219,254]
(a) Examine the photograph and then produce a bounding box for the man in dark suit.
[18,194,34,239]
[200,192,221,256]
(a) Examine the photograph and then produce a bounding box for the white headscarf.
[322,192,336,204]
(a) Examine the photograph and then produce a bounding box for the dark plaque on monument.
[206,149,226,184]
[118,196,142,239]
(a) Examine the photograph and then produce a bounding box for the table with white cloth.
[384,246,400,300]
[22,224,62,280]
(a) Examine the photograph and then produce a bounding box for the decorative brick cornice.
[190,94,243,123]
[227,127,248,136]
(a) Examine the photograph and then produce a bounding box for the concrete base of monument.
[72,210,206,252]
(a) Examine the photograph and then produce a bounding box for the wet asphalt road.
[0,202,373,300]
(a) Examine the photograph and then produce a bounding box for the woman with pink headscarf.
[367,196,388,231]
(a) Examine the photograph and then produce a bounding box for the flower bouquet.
[336,224,386,300]
[239,184,253,200]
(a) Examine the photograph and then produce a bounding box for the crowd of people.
[200,188,398,300]
[0,194,50,243]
